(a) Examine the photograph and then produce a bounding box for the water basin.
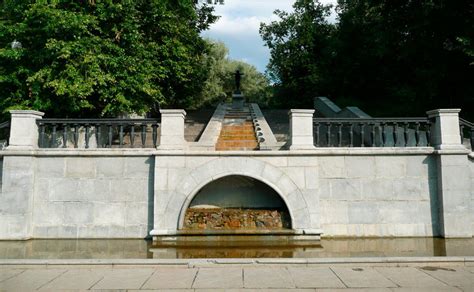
[0,237,473,259]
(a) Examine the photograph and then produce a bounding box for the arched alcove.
[182,175,292,231]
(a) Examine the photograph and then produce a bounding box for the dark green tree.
[261,0,474,119]
[333,0,474,118]
[0,0,218,119]
[260,0,336,108]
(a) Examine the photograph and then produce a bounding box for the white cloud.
[202,0,337,72]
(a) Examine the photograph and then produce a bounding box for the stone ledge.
[0,256,471,266]
[0,147,440,157]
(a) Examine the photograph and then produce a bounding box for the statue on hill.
[234,70,244,94]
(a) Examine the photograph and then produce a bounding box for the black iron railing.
[460,118,474,149]
[37,119,160,148]
[313,118,431,147]
[0,121,10,149]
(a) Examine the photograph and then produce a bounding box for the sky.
[201,0,337,73]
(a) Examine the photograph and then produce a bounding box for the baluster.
[84,124,90,149]
[371,123,376,147]
[360,122,365,147]
[108,124,113,147]
[426,122,431,146]
[73,124,79,148]
[119,124,124,148]
[403,122,409,147]
[393,122,398,147]
[349,124,354,147]
[141,124,146,147]
[315,122,320,147]
[460,125,465,143]
[326,122,331,147]
[62,124,68,148]
[381,123,386,147]
[152,124,158,147]
[415,122,420,147]
[40,123,46,148]
[470,128,474,150]
[51,124,57,148]
[337,123,342,147]
[130,124,135,147]
[96,124,102,148]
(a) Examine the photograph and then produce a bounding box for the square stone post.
[158,109,187,150]
[427,109,464,150]
[0,110,42,239]
[427,109,472,238]
[8,110,44,150]
[288,109,316,150]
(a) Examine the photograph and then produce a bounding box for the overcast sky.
[201,0,337,73]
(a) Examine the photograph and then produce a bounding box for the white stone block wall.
[469,156,474,235]
[0,157,3,192]
[32,156,154,238]
[0,156,36,239]
[0,151,472,239]
[315,155,439,237]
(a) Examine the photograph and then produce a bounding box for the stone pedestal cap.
[8,110,45,150]
[426,108,464,151]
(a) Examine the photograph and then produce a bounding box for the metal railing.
[37,119,160,149]
[0,121,10,149]
[313,118,431,147]
[460,118,474,149]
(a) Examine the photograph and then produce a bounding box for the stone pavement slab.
[244,266,295,288]
[316,289,391,292]
[142,267,197,289]
[463,266,474,273]
[0,268,24,282]
[90,268,154,290]
[193,267,243,289]
[193,289,314,292]
[39,269,105,290]
[0,262,473,291]
[0,268,66,291]
[391,288,461,291]
[330,267,397,288]
[375,267,448,288]
[419,266,474,290]
[288,267,346,288]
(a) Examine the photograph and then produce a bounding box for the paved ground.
[1,263,474,291]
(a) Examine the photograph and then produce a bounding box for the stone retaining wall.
[0,151,472,239]
[23,156,153,239]
[470,155,474,234]
[0,157,3,192]
[316,155,438,237]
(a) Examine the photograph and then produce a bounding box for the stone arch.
[160,157,313,234]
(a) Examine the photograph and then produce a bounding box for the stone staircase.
[215,106,259,151]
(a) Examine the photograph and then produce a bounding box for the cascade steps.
[215,106,259,151]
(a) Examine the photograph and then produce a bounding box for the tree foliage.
[193,40,271,108]
[261,0,474,118]
[0,0,217,119]
[260,0,335,108]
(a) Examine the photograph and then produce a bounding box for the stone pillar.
[427,109,472,238]
[8,110,44,150]
[0,110,43,239]
[427,109,464,150]
[158,109,187,150]
[288,109,316,150]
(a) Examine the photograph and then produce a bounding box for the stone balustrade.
[0,108,472,240]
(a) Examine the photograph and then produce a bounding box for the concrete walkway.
[1,258,473,291]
